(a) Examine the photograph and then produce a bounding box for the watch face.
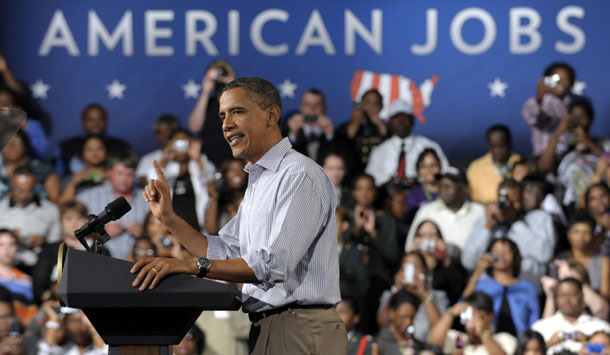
[198,258,211,271]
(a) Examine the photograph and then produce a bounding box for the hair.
[106,149,139,170]
[485,124,512,143]
[168,128,193,141]
[389,289,420,311]
[558,277,583,292]
[584,182,610,211]
[404,250,428,272]
[499,178,522,193]
[414,219,444,241]
[206,59,236,79]
[0,87,18,106]
[521,174,550,195]
[567,211,596,233]
[486,237,522,277]
[360,89,383,109]
[153,114,181,133]
[515,329,546,355]
[303,88,327,113]
[565,258,591,286]
[568,96,595,123]
[543,62,576,88]
[81,103,107,121]
[7,128,31,158]
[351,173,376,190]
[0,228,19,245]
[80,135,107,159]
[60,200,89,219]
[12,164,35,179]
[464,291,494,313]
[416,148,441,172]
[222,77,282,112]
[511,157,539,177]
[340,297,361,316]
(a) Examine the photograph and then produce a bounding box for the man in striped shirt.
[132,77,347,354]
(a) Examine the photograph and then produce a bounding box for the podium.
[58,248,241,354]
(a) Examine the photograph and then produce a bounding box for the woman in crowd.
[584,182,610,257]
[126,236,157,263]
[322,152,354,209]
[141,212,183,259]
[462,238,539,336]
[515,329,546,355]
[407,148,441,214]
[59,136,107,204]
[203,158,246,235]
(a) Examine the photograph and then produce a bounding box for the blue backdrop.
[1,1,609,160]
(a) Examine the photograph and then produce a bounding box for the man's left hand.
[130,257,197,291]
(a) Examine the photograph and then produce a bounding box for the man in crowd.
[135,114,182,186]
[365,99,448,186]
[76,150,148,260]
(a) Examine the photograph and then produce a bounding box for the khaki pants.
[248,307,348,355]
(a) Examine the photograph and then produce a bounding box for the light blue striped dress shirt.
[206,138,341,313]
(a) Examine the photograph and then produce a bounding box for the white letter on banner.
[88,10,133,56]
[296,9,336,55]
[450,7,496,55]
[145,10,174,56]
[509,7,542,54]
[228,10,239,56]
[345,9,382,55]
[556,6,585,54]
[250,9,289,56]
[38,10,80,56]
[186,10,218,56]
[411,8,438,55]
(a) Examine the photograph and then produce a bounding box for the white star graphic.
[106,79,126,99]
[182,79,200,99]
[278,78,298,98]
[30,79,50,99]
[488,78,508,98]
[572,80,587,96]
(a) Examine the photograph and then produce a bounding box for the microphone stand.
[74,214,112,254]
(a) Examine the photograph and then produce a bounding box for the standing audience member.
[381,183,410,250]
[467,124,521,204]
[59,136,107,204]
[336,298,373,355]
[135,114,181,186]
[203,158,246,235]
[322,153,354,209]
[406,149,442,214]
[141,212,183,260]
[583,183,610,256]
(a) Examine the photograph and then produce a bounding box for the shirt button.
[252,183,257,188]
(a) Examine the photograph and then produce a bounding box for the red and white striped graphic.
[350,70,439,124]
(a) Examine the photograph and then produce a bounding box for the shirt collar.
[9,195,41,208]
[244,137,292,173]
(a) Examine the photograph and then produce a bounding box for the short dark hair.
[464,291,494,313]
[584,182,610,212]
[0,229,19,245]
[516,330,546,355]
[521,174,550,195]
[568,97,595,123]
[486,237,521,277]
[360,89,383,109]
[416,148,440,171]
[414,219,444,241]
[499,178,522,193]
[168,128,193,141]
[12,164,35,178]
[106,149,139,170]
[389,289,420,311]
[153,114,181,133]
[486,124,512,143]
[304,88,327,113]
[340,297,361,316]
[352,173,376,190]
[60,200,89,219]
[222,77,282,112]
[558,277,583,292]
[567,211,596,232]
[543,62,576,88]
[80,135,108,159]
[81,103,107,121]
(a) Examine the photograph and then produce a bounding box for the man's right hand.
[143,160,175,224]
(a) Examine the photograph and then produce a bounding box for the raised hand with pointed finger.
[143,160,174,224]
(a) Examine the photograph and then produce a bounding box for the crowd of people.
[1,55,610,355]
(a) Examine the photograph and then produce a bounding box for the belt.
[248,303,333,323]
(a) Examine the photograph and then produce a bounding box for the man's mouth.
[228,134,244,146]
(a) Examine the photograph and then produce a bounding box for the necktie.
[396,142,406,180]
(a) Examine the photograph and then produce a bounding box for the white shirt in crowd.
[532,312,610,354]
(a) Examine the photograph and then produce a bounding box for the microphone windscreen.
[105,197,132,220]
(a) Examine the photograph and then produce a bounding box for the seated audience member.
[406,167,485,258]
[146,129,215,232]
[188,59,236,167]
[38,307,107,355]
[515,330,547,355]
[203,158,246,235]
[284,89,335,162]
[0,129,59,202]
[0,292,27,355]
[428,291,517,355]
[406,148,442,215]
[55,103,130,176]
[336,298,373,355]
[141,212,182,260]
[322,153,354,209]
[467,124,521,204]
[76,150,148,260]
[556,212,610,299]
[377,252,449,343]
[59,136,107,204]
[365,99,448,186]
[461,179,555,291]
[135,114,181,186]
[583,183,610,257]
[532,278,610,354]
[173,325,206,355]
[126,236,157,263]
[522,62,575,157]
[382,183,410,250]
[589,154,610,187]
[376,289,436,354]
[578,331,610,355]
[462,238,539,336]
[336,89,387,173]
[541,258,609,320]
[511,158,540,183]
[410,220,467,305]
[555,98,603,208]
[0,229,36,327]
[0,166,61,269]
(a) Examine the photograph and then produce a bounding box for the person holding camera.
[146,129,216,232]
[461,179,555,292]
[428,291,517,355]
[59,136,107,204]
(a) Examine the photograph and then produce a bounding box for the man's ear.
[268,105,281,127]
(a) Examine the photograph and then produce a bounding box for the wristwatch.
[196,258,211,278]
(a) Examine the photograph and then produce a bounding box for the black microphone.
[74,197,132,239]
